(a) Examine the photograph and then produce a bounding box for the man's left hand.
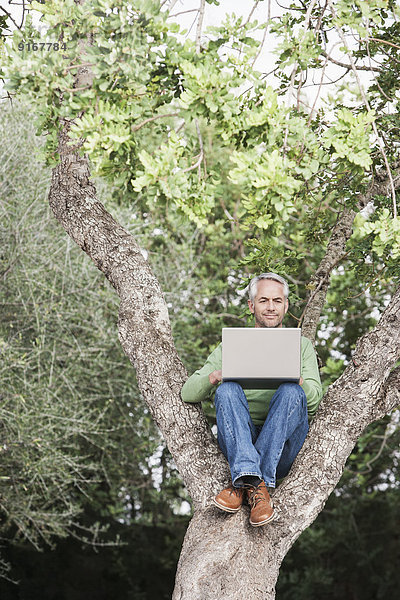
[299,377,304,385]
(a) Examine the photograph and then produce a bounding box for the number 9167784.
[18,42,67,51]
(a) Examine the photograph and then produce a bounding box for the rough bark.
[48,124,400,599]
[301,207,355,341]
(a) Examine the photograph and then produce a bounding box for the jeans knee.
[276,382,306,405]
[214,381,243,405]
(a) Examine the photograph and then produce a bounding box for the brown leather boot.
[213,484,245,513]
[247,481,275,526]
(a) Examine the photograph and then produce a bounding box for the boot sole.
[213,498,241,513]
[249,510,275,527]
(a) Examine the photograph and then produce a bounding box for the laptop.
[222,327,301,389]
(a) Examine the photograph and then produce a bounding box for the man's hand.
[209,370,222,385]
[299,377,304,386]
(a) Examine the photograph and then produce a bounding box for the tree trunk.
[174,509,282,600]
[48,123,400,599]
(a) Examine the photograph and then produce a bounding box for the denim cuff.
[233,472,262,488]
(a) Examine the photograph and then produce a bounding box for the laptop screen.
[222,328,301,388]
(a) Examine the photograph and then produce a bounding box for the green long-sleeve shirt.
[181,335,323,424]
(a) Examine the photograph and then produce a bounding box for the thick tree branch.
[48,124,229,508]
[300,206,355,341]
[273,284,400,551]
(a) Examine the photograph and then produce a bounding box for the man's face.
[248,279,288,328]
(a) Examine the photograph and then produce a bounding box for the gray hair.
[248,273,289,302]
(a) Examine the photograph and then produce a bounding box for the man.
[181,273,322,527]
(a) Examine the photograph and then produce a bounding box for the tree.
[1,1,400,598]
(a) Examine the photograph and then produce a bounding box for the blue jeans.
[214,381,308,488]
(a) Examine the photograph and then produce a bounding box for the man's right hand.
[209,370,222,385]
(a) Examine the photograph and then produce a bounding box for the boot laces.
[228,485,243,498]
[246,483,268,508]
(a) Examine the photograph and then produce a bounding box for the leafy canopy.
[1,0,399,282]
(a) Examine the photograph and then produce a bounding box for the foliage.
[278,488,400,599]
[1,100,392,596]
[0,519,188,599]
[1,0,399,282]
[0,101,183,571]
